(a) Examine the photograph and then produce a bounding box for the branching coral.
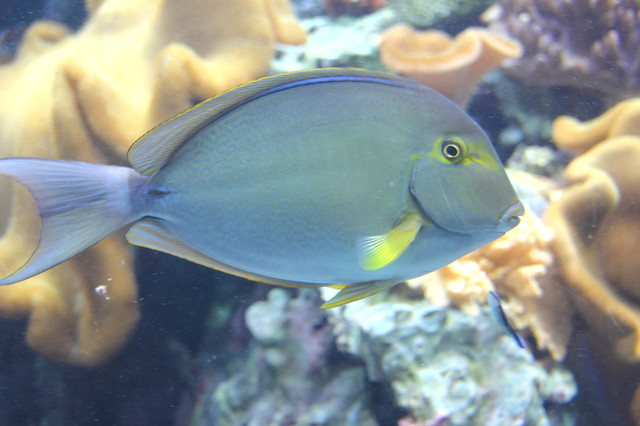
[405,198,572,361]
[483,0,640,102]
[0,0,306,365]
[379,25,521,107]
[546,99,640,361]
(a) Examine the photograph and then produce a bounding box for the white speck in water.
[95,284,110,300]
[518,12,531,23]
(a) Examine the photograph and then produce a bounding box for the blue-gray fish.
[0,68,523,308]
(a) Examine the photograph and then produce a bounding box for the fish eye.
[441,137,464,162]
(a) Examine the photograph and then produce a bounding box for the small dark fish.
[488,291,527,349]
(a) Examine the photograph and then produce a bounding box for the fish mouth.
[496,201,524,232]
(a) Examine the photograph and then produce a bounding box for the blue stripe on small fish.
[488,291,527,349]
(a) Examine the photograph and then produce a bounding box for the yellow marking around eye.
[425,135,504,174]
[427,135,468,165]
[467,143,504,173]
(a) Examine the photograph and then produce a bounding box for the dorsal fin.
[126,68,413,175]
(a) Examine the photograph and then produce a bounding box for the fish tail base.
[0,158,143,284]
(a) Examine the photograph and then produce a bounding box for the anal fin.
[126,218,317,288]
[321,279,399,309]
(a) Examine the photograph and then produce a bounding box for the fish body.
[0,69,523,308]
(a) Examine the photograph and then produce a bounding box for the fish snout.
[496,201,524,232]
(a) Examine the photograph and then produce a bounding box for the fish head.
[410,129,523,235]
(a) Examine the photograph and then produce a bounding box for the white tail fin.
[0,158,144,285]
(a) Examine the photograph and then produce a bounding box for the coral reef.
[272,8,395,71]
[475,73,566,153]
[552,98,640,154]
[0,0,305,365]
[405,199,573,361]
[546,100,640,361]
[483,0,640,103]
[379,25,522,107]
[324,292,577,424]
[189,289,378,425]
[387,0,492,29]
[0,0,634,423]
[188,287,576,424]
[324,0,385,16]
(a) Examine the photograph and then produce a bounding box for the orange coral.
[406,203,572,361]
[0,0,305,366]
[552,98,640,155]
[546,101,640,361]
[379,25,522,107]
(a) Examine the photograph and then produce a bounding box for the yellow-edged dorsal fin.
[357,213,422,270]
[321,279,398,309]
[127,68,412,176]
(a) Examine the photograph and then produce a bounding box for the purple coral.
[483,0,640,101]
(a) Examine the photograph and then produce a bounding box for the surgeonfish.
[488,291,527,349]
[0,68,523,308]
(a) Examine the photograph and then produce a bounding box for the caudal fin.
[0,158,143,285]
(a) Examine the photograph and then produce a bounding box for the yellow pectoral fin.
[357,213,422,270]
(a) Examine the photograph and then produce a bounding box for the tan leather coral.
[546,100,640,361]
[379,25,521,107]
[0,0,305,366]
